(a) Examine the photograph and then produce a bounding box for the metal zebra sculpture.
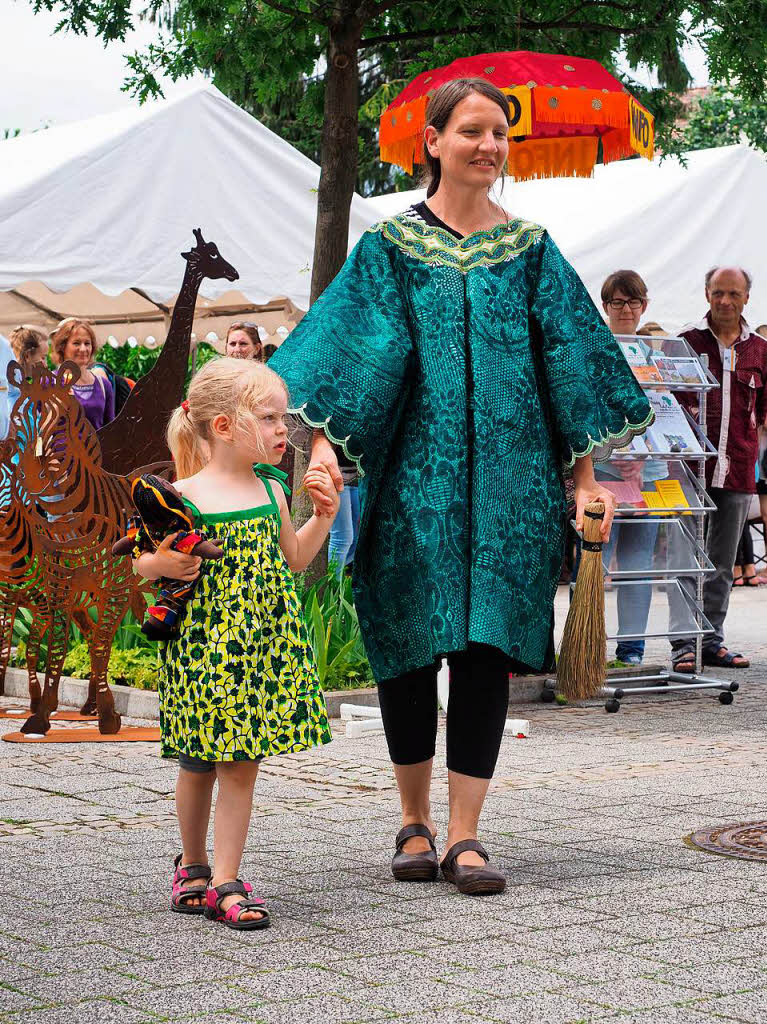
[3,361,140,735]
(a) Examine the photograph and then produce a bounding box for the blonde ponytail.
[168,356,288,479]
[166,406,209,479]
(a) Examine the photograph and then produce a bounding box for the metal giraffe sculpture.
[98,229,239,476]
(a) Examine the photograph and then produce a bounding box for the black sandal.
[391,824,439,882]
[205,880,271,931]
[170,853,211,915]
[441,839,506,896]
[672,653,697,674]
[702,648,750,669]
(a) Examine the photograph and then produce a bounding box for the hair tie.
[181,400,190,413]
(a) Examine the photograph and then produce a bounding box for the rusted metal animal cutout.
[2,361,141,735]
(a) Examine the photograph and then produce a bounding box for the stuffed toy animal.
[112,474,223,639]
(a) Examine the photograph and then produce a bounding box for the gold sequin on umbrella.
[484,66,495,74]
[527,80,537,88]
[548,96,559,109]
[391,115,397,126]
[592,98,603,110]
[563,64,576,71]
[406,110,413,122]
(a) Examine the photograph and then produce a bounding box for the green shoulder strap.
[253,463,291,498]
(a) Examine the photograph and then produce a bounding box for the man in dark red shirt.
[672,266,767,672]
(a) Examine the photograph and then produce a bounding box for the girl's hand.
[309,433,344,495]
[137,533,202,582]
[574,481,616,542]
[304,466,340,519]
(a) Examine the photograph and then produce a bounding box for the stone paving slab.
[0,594,766,1023]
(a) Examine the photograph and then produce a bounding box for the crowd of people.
[1,75,765,930]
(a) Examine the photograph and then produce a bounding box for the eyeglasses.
[607,298,644,310]
[229,321,259,330]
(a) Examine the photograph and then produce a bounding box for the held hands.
[574,482,616,543]
[304,465,340,519]
[142,533,202,582]
[308,433,343,517]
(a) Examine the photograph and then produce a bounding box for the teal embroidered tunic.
[270,216,653,682]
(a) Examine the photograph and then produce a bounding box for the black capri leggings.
[376,644,510,780]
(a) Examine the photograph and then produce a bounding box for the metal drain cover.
[687,821,767,862]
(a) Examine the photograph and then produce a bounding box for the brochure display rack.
[579,334,738,712]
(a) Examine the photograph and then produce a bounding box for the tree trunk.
[310,17,361,304]
[293,15,361,580]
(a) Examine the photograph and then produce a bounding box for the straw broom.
[557,502,607,701]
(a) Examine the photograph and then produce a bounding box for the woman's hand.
[308,432,343,516]
[304,466,340,519]
[574,480,616,542]
[134,533,201,582]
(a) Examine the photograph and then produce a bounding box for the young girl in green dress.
[134,357,337,931]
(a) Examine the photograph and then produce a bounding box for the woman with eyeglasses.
[50,318,115,430]
[225,322,263,361]
[595,270,667,665]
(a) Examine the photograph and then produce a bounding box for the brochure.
[650,355,708,385]
[608,480,647,507]
[618,339,663,383]
[644,391,703,455]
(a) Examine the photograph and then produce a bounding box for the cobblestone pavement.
[0,590,766,1024]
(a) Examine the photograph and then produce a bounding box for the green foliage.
[11,568,373,693]
[681,85,767,154]
[95,341,219,388]
[294,566,374,690]
[28,1,767,195]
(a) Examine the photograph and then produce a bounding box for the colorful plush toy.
[112,474,223,640]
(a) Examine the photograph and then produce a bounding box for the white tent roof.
[0,83,374,311]
[366,145,767,333]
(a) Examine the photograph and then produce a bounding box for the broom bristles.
[557,501,607,701]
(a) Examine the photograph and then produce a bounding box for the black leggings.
[736,520,754,566]
[377,644,510,780]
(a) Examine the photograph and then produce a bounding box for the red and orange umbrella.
[379,50,654,181]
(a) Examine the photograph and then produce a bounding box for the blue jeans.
[328,486,360,579]
[574,520,658,661]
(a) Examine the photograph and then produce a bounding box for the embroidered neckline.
[370,214,545,271]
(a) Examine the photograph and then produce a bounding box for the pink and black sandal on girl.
[205,880,271,931]
[171,854,212,915]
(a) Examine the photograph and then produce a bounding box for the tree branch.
[360,18,653,48]
[258,0,324,24]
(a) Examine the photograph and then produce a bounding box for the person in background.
[594,271,667,665]
[671,266,767,671]
[732,520,765,586]
[0,333,14,440]
[6,323,50,406]
[328,452,360,580]
[225,322,263,361]
[50,318,115,430]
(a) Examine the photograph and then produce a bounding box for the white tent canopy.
[0,82,374,312]
[366,145,767,334]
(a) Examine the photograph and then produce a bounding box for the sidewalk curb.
[2,664,664,722]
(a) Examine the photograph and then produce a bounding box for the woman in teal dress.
[270,79,652,894]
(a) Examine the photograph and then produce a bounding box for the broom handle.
[582,502,605,549]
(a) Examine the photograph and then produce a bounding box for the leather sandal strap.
[212,879,249,908]
[443,839,489,868]
[175,863,211,882]
[395,824,436,852]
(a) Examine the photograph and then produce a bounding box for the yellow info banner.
[629,98,654,159]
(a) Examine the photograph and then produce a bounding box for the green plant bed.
[11,567,375,693]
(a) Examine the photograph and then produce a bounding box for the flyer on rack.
[644,391,703,454]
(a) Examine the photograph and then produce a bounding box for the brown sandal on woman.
[391,824,439,882]
[441,839,506,895]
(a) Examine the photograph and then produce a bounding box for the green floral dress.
[159,465,332,763]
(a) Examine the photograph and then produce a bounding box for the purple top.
[73,373,115,430]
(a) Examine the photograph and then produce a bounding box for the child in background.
[134,357,338,931]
